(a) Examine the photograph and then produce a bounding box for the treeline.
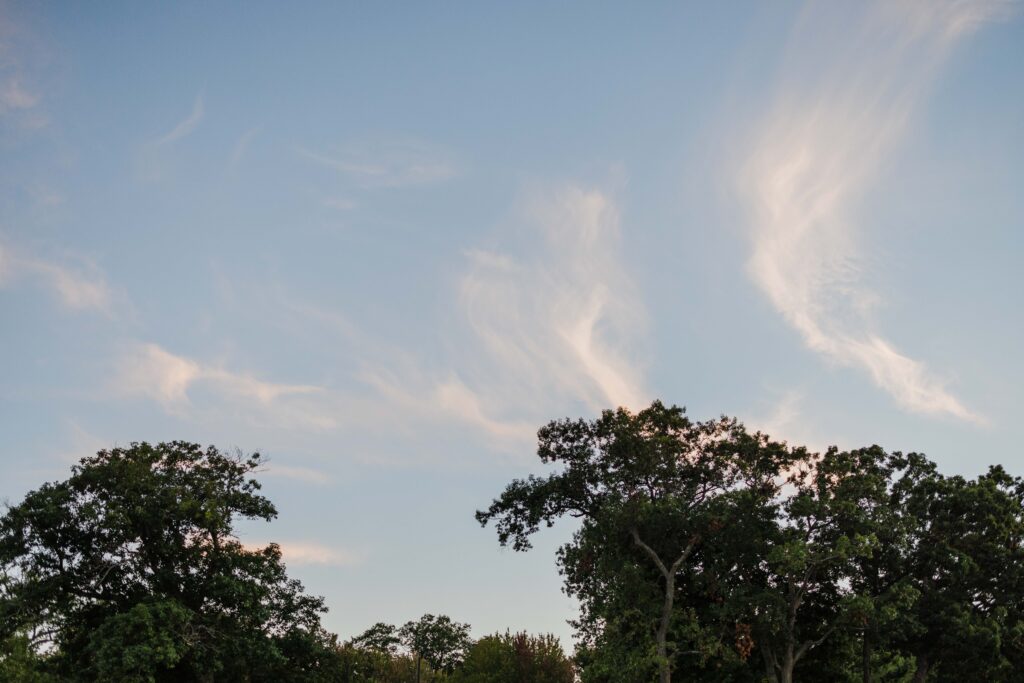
[3,400,1024,682]
[336,620,572,682]
[0,443,572,682]
[478,402,1024,682]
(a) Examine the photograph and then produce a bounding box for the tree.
[881,459,1024,681]
[477,401,802,683]
[349,622,401,656]
[400,614,472,683]
[725,446,891,683]
[0,441,332,682]
[454,631,574,683]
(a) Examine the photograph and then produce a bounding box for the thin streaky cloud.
[356,186,649,449]
[739,0,1005,424]
[112,343,333,431]
[0,5,47,129]
[243,541,362,567]
[457,187,649,414]
[258,462,332,486]
[155,95,204,146]
[0,77,37,113]
[0,238,114,314]
[294,140,457,187]
[228,125,260,169]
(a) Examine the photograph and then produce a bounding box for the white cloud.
[228,125,260,168]
[457,187,649,414]
[0,6,46,129]
[295,139,457,187]
[739,0,1003,424]
[155,95,204,146]
[0,238,114,313]
[115,343,203,408]
[361,367,535,446]
[0,77,36,113]
[113,343,334,429]
[258,462,332,486]
[245,541,362,567]
[321,186,649,450]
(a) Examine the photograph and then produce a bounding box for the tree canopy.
[0,441,333,682]
[479,401,1024,682]
[3,403,1022,682]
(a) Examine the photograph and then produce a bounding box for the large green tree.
[477,401,803,683]
[0,441,334,682]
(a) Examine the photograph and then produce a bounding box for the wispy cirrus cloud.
[154,95,204,146]
[112,343,336,429]
[295,138,457,187]
[0,5,48,130]
[361,185,650,447]
[458,187,649,414]
[0,238,114,313]
[739,0,1008,424]
[244,540,363,567]
[258,462,332,486]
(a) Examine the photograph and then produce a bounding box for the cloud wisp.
[155,95,204,146]
[381,186,648,445]
[295,139,457,188]
[739,0,1007,424]
[459,187,649,414]
[0,5,47,130]
[0,238,114,313]
[112,343,336,430]
[353,186,650,449]
[244,541,362,568]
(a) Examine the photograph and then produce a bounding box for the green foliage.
[350,622,402,655]
[0,633,58,682]
[454,631,574,683]
[477,401,804,682]
[480,401,1024,682]
[85,600,192,682]
[400,614,473,674]
[0,441,331,682]
[4,406,1024,682]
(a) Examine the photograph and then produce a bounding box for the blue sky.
[2,0,1022,647]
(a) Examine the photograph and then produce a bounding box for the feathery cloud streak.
[456,187,648,415]
[113,343,336,429]
[0,239,114,313]
[740,0,1007,423]
[355,186,649,448]
[155,95,204,146]
[295,139,456,187]
[244,541,362,567]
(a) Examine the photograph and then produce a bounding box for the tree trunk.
[862,631,872,683]
[656,570,675,683]
[779,645,795,683]
[416,653,422,683]
[912,653,929,683]
[630,529,699,683]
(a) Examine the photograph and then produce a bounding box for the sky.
[1,0,1022,648]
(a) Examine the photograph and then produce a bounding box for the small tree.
[400,614,472,683]
[350,622,402,655]
[455,631,574,683]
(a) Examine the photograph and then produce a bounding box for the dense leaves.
[0,442,332,682]
[3,404,1023,682]
[480,402,1024,682]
